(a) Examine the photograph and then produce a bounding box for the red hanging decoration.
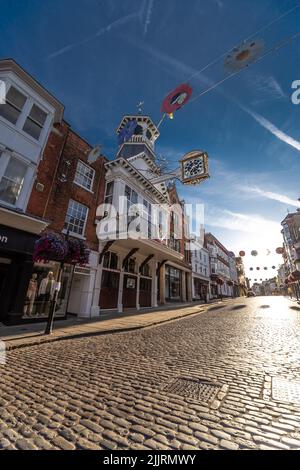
[239,251,245,257]
[276,247,284,255]
[161,83,193,115]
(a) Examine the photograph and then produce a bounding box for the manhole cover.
[272,377,300,403]
[163,377,221,402]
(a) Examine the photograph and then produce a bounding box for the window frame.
[0,151,30,207]
[63,199,89,238]
[0,84,27,125]
[22,103,48,141]
[74,159,95,192]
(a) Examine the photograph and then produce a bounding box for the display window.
[165,266,182,301]
[22,261,73,319]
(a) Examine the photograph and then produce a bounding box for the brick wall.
[27,121,107,251]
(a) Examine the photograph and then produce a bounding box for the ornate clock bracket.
[150,150,210,186]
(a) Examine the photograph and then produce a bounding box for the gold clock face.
[183,156,205,179]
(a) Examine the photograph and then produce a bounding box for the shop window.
[0,156,27,205]
[103,251,118,270]
[22,263,72,319]
[64,199,88,236]
[124,258,136,273]
[0,85,27,124]
[23,104,47,140]
[74,160,95,191]
[140,263,150,277]
[101,270,119,289]
[140,278,151,291]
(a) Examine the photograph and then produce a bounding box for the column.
[91,264,102,317]
[136,274,140,311]
[117,270,124,312]
[152,261,158,308]
[186,272,192,302]
[181,271,187,302]
[159,264,166,304]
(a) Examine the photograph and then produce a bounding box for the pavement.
[0,299,230,350]
[1,296,300,450]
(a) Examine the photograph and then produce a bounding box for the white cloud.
[243,186,300,208]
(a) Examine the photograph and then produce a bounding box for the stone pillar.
[117,270,124,313]
[186,272,192,302]
[91,265,102,317]
[152,261,158,307]
[136,274,140,311]
[181,271,187,302]
[159,264,166,304]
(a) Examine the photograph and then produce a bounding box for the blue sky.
[1,0,300,278]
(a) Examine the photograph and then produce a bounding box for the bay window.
[0,85,27,124]
[0,153,28,205]
[23,103,47,140]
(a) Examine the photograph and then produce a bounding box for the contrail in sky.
[143,0,154,36]
[47,12,138,60]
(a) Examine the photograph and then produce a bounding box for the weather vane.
[137,101,144,115]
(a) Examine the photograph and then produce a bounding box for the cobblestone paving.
[1,296,300,450]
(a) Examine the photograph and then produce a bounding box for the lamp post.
[44,231,69,336]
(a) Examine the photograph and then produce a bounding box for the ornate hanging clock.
[180,150,209,185]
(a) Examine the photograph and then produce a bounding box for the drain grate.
[163,377,221,402]
[272,377,300,404]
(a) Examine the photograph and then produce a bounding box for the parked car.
[247,290,255,297]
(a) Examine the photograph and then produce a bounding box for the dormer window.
[0,85,26,124]
[23,104,47,140]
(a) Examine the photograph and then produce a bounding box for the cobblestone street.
[1,296,300,451]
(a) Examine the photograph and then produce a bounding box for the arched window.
[124,258,136,273]
[103,251,118,270]
[140,263,150,277]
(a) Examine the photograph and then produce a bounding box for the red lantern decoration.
[276,247,284,255]
[161,83,192,115]
[239,251,245,257]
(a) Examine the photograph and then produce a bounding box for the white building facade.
[90,115,193,315]
[191,239,210,302]
[0,59,64,323]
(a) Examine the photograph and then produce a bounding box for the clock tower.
[116,115,160,161]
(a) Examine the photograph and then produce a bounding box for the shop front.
[193,276,209,302]
[0,224,73,324]
[165,265,182,301]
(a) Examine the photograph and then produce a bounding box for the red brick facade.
[27,121,107,251]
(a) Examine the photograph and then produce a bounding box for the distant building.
[205,233,234,299]
[191,238,210,301]
[281,211,300,300]
[235,256,248,296]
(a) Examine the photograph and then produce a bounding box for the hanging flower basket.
[65,238,90,265]
[33,233,68,263]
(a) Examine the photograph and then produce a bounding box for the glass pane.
[4,157,27,183]
[6,86,26,109]
[23,117,42,140]
[0,178,21,204]
[0,103,20,124]
[29,104,47,125]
